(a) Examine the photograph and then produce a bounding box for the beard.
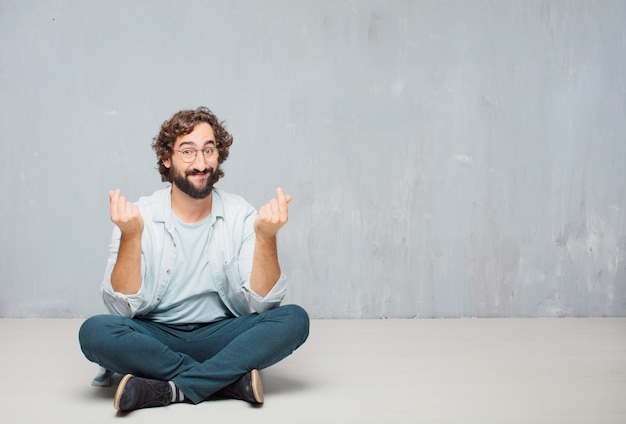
[170,164,220,199]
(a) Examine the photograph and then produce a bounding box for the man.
[79,107,309,413]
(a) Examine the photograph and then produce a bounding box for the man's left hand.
[254,187,292,240]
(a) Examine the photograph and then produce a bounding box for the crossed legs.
[78,304,309,404]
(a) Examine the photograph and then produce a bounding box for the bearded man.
[79,107,309,413]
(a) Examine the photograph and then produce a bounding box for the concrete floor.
[2,317,625,423]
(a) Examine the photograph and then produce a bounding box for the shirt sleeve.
[101,284,144,317]
[246,272,288,313]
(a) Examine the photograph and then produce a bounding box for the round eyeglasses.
[174,147,217,163]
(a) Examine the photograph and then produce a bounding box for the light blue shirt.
[145,212,230,324]
[101,186,287,321]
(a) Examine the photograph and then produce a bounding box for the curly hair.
[152,107,234,182]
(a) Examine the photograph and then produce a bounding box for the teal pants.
[78,304,309,403]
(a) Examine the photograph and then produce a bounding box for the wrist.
[255,233,277,244]
[120,231,142,242]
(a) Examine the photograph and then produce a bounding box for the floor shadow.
[261,371,310,395]
[83,372,123,399]
[81,369,309,401]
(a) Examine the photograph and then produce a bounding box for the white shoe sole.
[251,369,264,404]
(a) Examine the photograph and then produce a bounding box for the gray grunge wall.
[1,0,624,318]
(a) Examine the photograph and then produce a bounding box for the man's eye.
[204,148,215,155]
[181,149,194,155]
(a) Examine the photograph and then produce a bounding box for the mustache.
[186,167,214,176]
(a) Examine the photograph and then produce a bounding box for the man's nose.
[192,150,207,167]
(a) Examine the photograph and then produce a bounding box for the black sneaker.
[216,369,264,404]
[114,374,173,412]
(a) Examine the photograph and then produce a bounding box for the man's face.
[162,122,220,199]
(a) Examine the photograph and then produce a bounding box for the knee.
[78,315,106,354]
[281,304,310,345]
[78,315,122,357]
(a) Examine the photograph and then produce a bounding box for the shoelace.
[139,380,173,408]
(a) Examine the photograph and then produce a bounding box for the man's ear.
[162,156,171,169]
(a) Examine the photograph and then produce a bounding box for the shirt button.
[166,269,172,274]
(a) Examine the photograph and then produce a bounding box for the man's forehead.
[175,123,215,147]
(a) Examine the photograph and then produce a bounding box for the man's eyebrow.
[178,140,216,148]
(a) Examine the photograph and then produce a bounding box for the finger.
[257,204,268,219]
[109,189,119,204]
[109,190,120,220]
[128,203,141,226]
[269,198,279,215]
[276,187,286,203]
[132,203,142,219]
[275,188,292,203]
[125,200,135,220]
[117,195,127,220]
[278,188,292,220]
[119,197,132,222]
[276,188,288,219]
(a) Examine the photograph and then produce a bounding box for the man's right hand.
[109,189,144,238]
